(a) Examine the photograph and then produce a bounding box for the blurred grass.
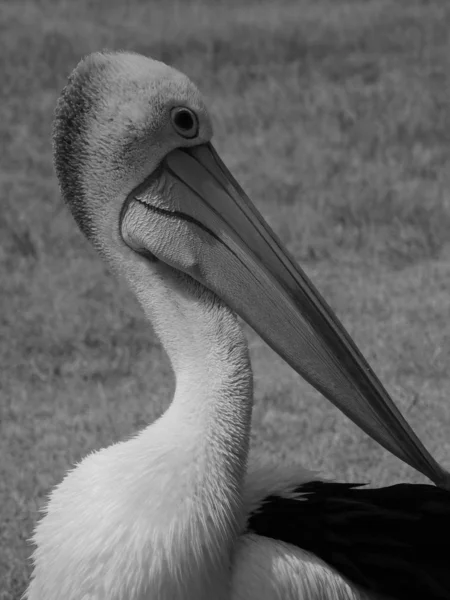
[1,0,450,597]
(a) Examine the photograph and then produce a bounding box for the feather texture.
[247,481,450,600]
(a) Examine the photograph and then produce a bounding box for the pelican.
[26,51,450,600]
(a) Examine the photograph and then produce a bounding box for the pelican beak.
[150,143,448,488]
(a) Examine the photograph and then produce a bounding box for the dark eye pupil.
[174,110,194,131]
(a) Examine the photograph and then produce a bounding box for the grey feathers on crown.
[52,54,109,241]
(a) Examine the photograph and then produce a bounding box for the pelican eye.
[171,107,198,139]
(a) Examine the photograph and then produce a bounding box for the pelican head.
[54,51,448,489]
[54,52,211,258]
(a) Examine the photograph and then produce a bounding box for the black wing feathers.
[246,481,450,600]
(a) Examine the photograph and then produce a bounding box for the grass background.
[1,0,450,597]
